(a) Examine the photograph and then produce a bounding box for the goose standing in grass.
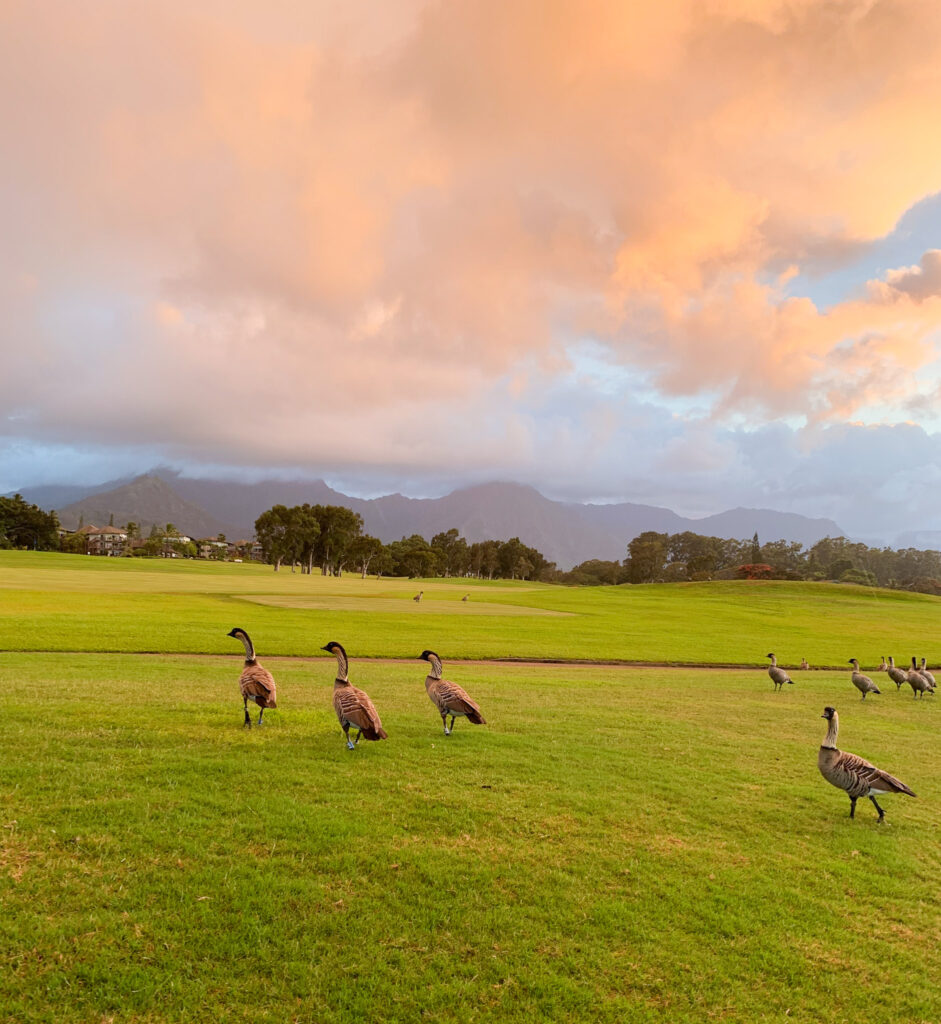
[321,641,387,749]
[413,591,424,603]
[227,628,277,728]
[908,657,932,698]
[418,650,487,735]
[817,707,916,821]
[919,658,936,690]
[886,657,908,691]
[766,653,793,691]
[849,659,880,699]
[877,656,888,672]
[462,594,469,602]
[800,658,810,670]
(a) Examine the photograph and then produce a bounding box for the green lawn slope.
[0,551,938,666]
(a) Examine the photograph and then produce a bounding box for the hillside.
[29,471,846,568]
[56,475,239,539]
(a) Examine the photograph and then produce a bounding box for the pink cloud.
[2,0,941,473]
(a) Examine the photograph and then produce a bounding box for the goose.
[908,657,931,698]
[418,650,486,735]
[886,657,908,691]
[877,656,888,672]
[461,594,469,602]
[766,653,793,691]
[413,591,424,603]
[227,627,277,727]
[919,658,936,690]
[321,641,387,749]
[800,658,809,670]
[848,659,880,700]
[817,706,916,821]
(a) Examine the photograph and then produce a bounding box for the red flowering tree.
[736,563,774,580]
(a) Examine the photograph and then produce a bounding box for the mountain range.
[11,470,847,569]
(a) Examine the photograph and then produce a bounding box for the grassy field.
[1,551,939,666]
[1,553,939,1022]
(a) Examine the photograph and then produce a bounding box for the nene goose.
[413,591,424,603]
[886,657,908,690]
[766,653,793,691]
[908,657,932,698]
[818,707,916,821]
[321,641,387,749]
[462,594,469,602]
[227,627,278,727]
[848,659,880,699]
[919,658,937,690]
[800,658,810,670]
[418,650,486,735]
[877,656,888,672]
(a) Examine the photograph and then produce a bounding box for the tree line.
[253,504,555,580]
[0,494,60,550]
[560,530,941,595]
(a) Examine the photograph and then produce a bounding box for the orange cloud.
[2,0,941,470]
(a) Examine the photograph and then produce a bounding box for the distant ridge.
[55,475,239,539]
[23,470,848,569]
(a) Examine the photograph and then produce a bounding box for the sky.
[2,0,941,542]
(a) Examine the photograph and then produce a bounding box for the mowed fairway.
[1,554,940,1022]
[2,551,941,664]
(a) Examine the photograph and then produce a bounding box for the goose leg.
[342,723,355,750]
[243,697,251,728]
[257,707,265,726]
[869,795,885,821]
[849,797,857,819]
[354,728,363,746]
[441,712,450,736]
[449,714,457,733]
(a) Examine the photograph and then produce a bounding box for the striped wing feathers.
[837,750,916,797]
[427,678,486,723]
[240,662,277,707]
[334,685,387,738]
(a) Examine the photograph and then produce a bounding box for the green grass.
[1,551,939,665]
[2,553,939,1021]
[1,654,938,1023]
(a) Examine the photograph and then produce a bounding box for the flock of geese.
[766,652,937,699]
[224,627,924,825]
[227,627,485,750]
[767,652,928,822]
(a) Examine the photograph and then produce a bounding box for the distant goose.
[919,658,936,690]
[800,658,810,670]
[413,591,424,603]
[766,653,793,691]
[462,594,469,602]
[418,650,486,735]
[227,627,278,727]
[886,657,908,690]
[908,657,932,699]
[877,656,888,672]
[848,658,880,700]
[817,706,916,821]
[321,641,387,749]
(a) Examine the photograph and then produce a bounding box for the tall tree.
[627,532,670,583]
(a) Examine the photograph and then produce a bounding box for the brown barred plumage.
[322,641,387,749]
[227,627,277,727]
[886,657,908,690]
[418,650,486,735]
[818,707,916,821]
[766,653,793,690]
[848,658,880,700]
